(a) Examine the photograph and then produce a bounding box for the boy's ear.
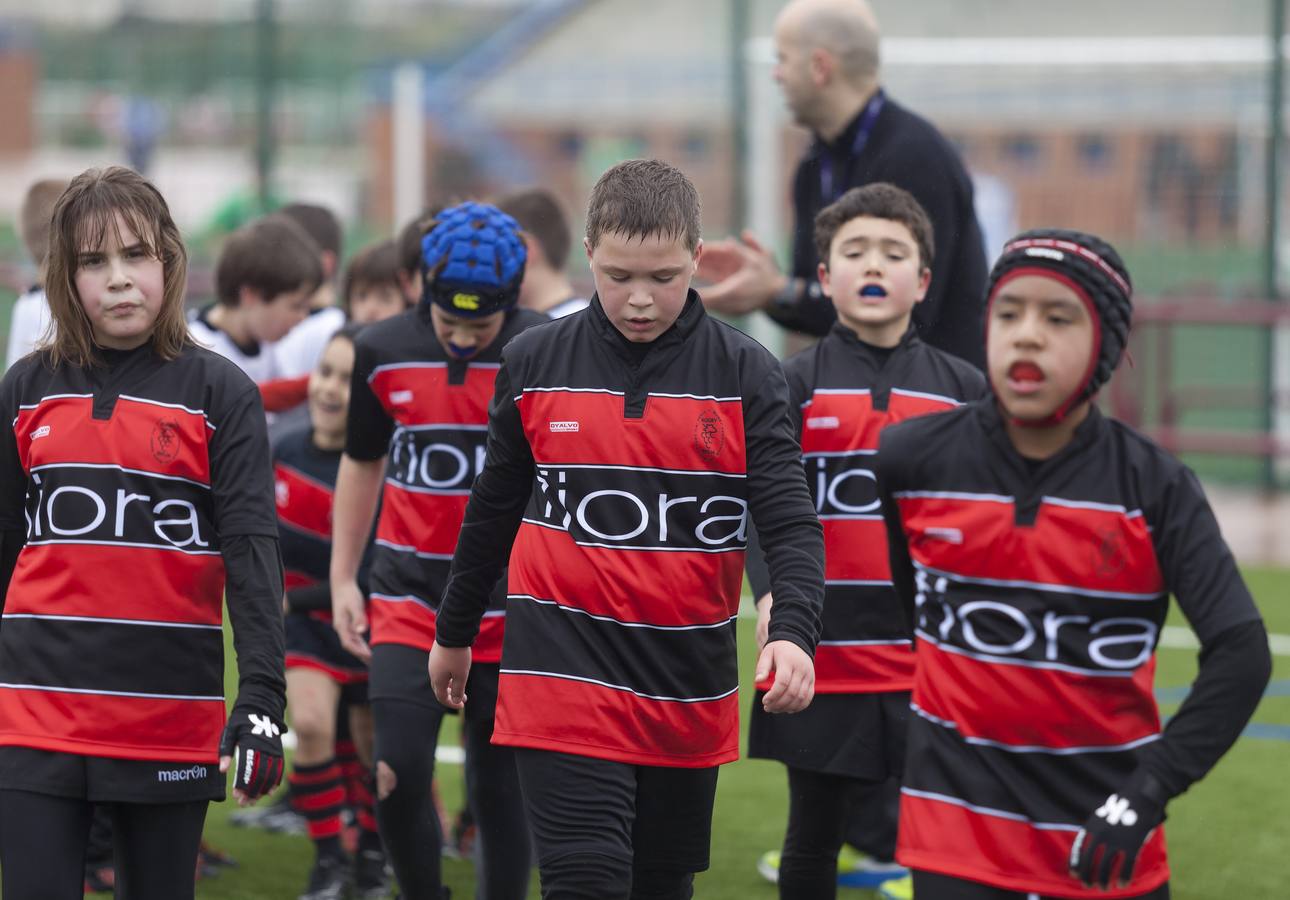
[236,285,265,308]
[691,238,703,271]
[913,266,931,304]
[817,261,832,299]
[583,236,594,262]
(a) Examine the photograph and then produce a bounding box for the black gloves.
[219,705,286,800]
[1069,770,1168,889]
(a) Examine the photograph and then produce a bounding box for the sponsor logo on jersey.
[914,569,1159,671]
[25,467,213,550]
[808,455,880,516]
[274,479,289,507]
[388,426,487,493]
[530,465,747,551]
[29,425,50,441]
[150,418,180,463]
[389,389,414,405]
[924,527,963,545]
[806,416,840,430]
[157,764,209,783]
[549,421,580,433]
[694,408,724,460]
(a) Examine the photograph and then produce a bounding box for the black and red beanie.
[985,228,1133,416]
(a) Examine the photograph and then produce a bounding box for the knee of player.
[287,705,336,747]
[375,760,398,800]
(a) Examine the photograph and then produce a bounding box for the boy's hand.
[756,639,814,714]
[1069,772,1166,889]
[754,592,773,651]
[331,578,371,663]
[218,707,285,807]
[428,642,471,709]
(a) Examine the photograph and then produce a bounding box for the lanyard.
[818,89,885,203]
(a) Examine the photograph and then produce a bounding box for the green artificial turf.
[111,566,1290,898]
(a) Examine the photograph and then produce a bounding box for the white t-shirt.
[187,307,284,384]
[5,287,52,370]
[547,296,590,319]
[273,307,346,378]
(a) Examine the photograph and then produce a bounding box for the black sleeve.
[345,337,395,462]
[222,533,287,721]
[0,374,27,610]
[768,162,837,338]
[0,530,23,615]
[744,359,808,601]
[1136,619,1270,800]
[210,385,279,537]
[436,361,536,647]
[743,359,824,655]
[1133,464,1271,798]
[876,427,918,636]
[285,582,332,613]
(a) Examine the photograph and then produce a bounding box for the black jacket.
[776,94,988,369]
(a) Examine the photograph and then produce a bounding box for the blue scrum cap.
[420,201,527,318]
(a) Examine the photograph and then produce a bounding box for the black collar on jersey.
[978,397,1105,479]
[586,290,706,365]
[828,319,920,359]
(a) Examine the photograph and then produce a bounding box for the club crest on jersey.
[694,408,724,460]
[29,425,50,441]
[150,418,180,463]
[549,421,579,433]
[1095,527,1128,577]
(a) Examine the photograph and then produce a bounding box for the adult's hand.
[756,639,815,714]
[429,642,472,710]
[331,578,371,663]
[697,231,787,315]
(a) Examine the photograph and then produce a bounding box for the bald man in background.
[701,0,987,369]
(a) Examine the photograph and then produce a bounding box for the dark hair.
[43,167,192,367]
[396,208,443,277]
[21,178,71,271]
[813,183,934,270]
[497,188,572,270]
[341,240,403,313]
[214,214,324,307]
[585,159,700,252]
[327,321,367,347]
[278,202,343,258]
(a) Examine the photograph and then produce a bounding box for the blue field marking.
[1155,680,1290,741]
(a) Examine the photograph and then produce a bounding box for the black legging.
[912,870,1171,899]
[778,767,881,899]
[0,789,207,900]
[372,697,531,900]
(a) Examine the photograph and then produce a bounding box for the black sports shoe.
[298,853,352,900]
[354,847,390,899]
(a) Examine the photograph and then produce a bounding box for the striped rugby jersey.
[346,307,545,659]
[0,344,280,762]
[749,323,986,694]
[436,293,824,767]
[876,401,1261,897]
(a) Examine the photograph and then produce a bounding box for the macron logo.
[389,390,414,404]
[549,421,579,433]
[157,765,207,783]
[29,425,50,441]
[806,416,839,430]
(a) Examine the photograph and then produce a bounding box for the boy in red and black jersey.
[745,184,985,897]
[0,167,285,899]
[876,229,1271,899]
[330,202,543,899]
[430,159,825,898]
